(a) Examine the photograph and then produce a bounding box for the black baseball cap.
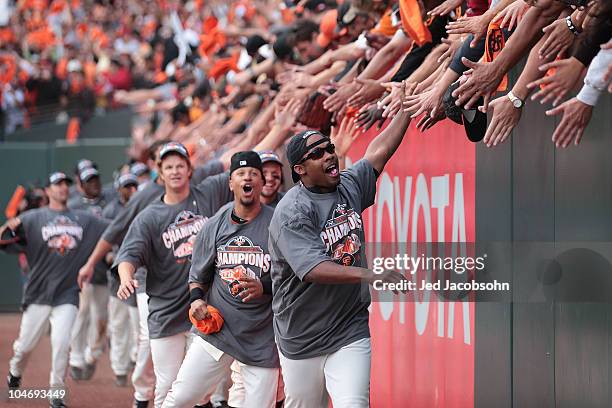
[230,151,263,176]
[443,81,486,143]
[116,173,139,189]
[79,167,100,182]
[48,172,73,186]
[259,151,283,166]
[245,35,268,56]
[287,130,330,182]
[159,142,190,162]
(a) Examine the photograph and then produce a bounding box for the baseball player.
[268,108,411,407]
[130,162,152,188]
[103,173,141,387]
[258,151,285,208]
[226,151,286,408]
[69,159,116,204]
[78,139,226,286]
[114,142,233,408]
[68,166,110,381]
[162,151,279,408]
[0,172,108,408]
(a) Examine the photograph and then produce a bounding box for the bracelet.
[189,287,205,303]
[566,16,581,36]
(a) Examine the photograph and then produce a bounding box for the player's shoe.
[115,374,128,387]
[69,366,83,381]
[81,362,96,380]
[49,398,67,408]
[7,372,21,389]
[133,399,149,408]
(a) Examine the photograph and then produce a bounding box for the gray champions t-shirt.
[69,194,109,285]
[189,203,279,368]
[68,194,108,218]
[102,160,225,246]
[1,207,107,308]
[269,159,377,359]
[115,176,233,339]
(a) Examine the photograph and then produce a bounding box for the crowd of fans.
[0,0,609,148]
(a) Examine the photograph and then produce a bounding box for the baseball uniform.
[68,193,110,373]
[1,207,107,390]
[269,159,377,408]
[163,203,279,408]
[115,174,233,408]
[102,198,140,379]
[102,162,225,404]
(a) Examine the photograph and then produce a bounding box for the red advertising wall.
[346,119,475,407]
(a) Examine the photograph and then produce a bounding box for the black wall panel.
[476,81,612,408]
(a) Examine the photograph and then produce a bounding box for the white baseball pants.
[70,283,109,367]
[108,296,139,376]
[162,336,279,408]
[132,292,155,402]
[9,303,78,388]
[228,360,285,407]
[149,331,196,408]
[279,337,371,408]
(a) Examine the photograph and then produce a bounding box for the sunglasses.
[298,143,336,164]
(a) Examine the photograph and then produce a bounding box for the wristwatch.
[507,91,524,109]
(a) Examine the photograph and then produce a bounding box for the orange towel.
[189,305,224,335]
[66,117,80,144]
[5,186,26,219]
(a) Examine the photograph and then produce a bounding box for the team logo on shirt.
[320,204,362,266]
[161,210,207,262]
[216,236,271,297]
[41,216,83,256]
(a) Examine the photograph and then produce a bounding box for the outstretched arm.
[364,84,411,174]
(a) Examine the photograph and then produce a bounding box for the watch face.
[513,99,522,108]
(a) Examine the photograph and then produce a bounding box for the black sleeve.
[572,14,612,67]
[390,42,434,82]
[390,16,448,82]
[261,273,272,295]
[449,34,486,75]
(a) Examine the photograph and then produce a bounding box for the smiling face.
[294,134,340,190]
[230,167,264,207]
[82,176,102,198]
[46,180,70,206]
[261,162,282,199]
[158,154,192,192]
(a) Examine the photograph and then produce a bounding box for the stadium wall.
[345,93,612,407]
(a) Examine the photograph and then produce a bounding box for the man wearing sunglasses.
[268,90,411,408]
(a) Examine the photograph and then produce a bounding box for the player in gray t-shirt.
[163,151,279,408]
[67,166,112,381]
[269,103,411,408]
[114,142,233,408]
[259,150,285,208]
[102,174,142,388]
[0,171,107,408]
